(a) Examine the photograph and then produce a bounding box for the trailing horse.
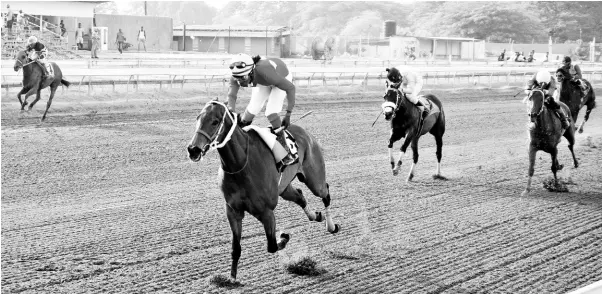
[13,50,70,121]
[382,87,446,182]
[187,100,340,280]
[522,88,578,197]
[556,67,596,133]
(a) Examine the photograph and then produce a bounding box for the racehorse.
[522,88,578,197]
[13,50,70,121]
[555,67,596,133]
[187,100,340,280]
[382,86,446,182]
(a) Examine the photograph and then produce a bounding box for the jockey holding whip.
[25,36,53,80]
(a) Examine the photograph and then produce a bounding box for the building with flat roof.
[172,25,290,57]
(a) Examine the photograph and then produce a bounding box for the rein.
[15,58,36,68]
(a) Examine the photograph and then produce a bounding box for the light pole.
[183,22,186,51]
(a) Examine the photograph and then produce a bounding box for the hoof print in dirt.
[432,174,448,180]
[286,256,327,276]
[542,178,569,193]
[208,274,243,288]
[36,263,63,272]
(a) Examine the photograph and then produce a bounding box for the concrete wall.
[173,35,282,57]
[95,14,173,51]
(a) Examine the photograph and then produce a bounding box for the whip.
[274,111,314,133]
[371,110,383,127]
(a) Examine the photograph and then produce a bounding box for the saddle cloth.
[242,125,299,160]
[417,95,440,116]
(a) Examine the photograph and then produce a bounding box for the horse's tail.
[61,79,71,88]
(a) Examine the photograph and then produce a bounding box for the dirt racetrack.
[2,84,601,293]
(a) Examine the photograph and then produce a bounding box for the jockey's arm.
[546,79,557,98]
[227,77,240,112]
[263,71,296,112]
[401,73,420,103]
[573,64,583,80]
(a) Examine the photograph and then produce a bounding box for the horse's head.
[14,50,29,72]
[555,68,569,83]
[187,100,237,162]
[526,88,545,123]
[381,83,401,121]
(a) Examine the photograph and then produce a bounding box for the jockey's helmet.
[535,70,551,86]
[386,67,402,87]
[229,53,254,77]
[28,36,38,45]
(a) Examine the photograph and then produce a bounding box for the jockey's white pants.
[247,73,293,116]
[404,79,423,104]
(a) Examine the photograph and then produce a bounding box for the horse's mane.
[252,55,261,64]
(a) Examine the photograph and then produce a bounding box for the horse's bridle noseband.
[195,101,238,154]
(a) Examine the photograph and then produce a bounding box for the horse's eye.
[211,120,219,126]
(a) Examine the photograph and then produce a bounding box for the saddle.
[242,125,299,163]
[417,95,440,117]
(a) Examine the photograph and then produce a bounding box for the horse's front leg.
[407,137,421,182]
[22,87,38,111]
[393,133,413,176]
[16,87,30,109]
[578,107,594,134]
[226,204,244,280]
[28,89,43,111]
[388,128,404,173]
[522,145,537,197]
[259,209,289,254]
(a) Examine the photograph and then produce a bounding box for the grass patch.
[542,177,569,192]
[208,274,243,289]
[285,256,327,276]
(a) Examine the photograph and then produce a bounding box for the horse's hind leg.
[22,87,37,111]
[578,101,596,133]
[41,86,58,121]
[406,137,420,182]
[550,148,560,185]
[226,204,244,280]
[258,209,290,254]
[280,184,323,222]
[432,133,446,180]
[304,177,340,234]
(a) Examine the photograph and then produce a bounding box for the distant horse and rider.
[13,36,70,121]
[521,70,579,197]
[380,67,446,182]
[555,56,596,134]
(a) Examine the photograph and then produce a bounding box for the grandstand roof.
[1,1,106,18]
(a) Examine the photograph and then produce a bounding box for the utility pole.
[144,1,147,15]
[183,23,186,51]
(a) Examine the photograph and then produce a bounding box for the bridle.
[195,101,238,153]
[194,101,249,174]
[383,83,404,120]
[527,88,545,118]
[15,55,35,69]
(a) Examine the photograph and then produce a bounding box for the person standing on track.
[227,53,298,172]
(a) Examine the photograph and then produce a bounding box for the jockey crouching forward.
[560,56,588,96]
[383,67,429,120]
[525,69,570,129]
[25,36,53,81]
[227,53,299,171]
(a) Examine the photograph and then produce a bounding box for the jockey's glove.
[282,111,292,128]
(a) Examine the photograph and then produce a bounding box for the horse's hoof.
[574,161,579,168]
[432,174,448,180]
[314,211,324,222]
[557,164,564,171]
[330,224,340,234]
[277,234,290,250]
[280,233,290,241]
[407,173,414,182]
[578,128,584,134]
[521,190,529,197]
[392,169,399,176]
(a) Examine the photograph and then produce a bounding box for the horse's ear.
[224,101,228,106]
[385,68,390,72]
[212,97,219,101]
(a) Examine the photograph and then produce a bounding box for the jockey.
[525,69,570,129]
[227,53,298,170]
[25,36,53,79]
[560,56,588,96]
[384,67,428,120]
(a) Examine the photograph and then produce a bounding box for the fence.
[3,69,601,96]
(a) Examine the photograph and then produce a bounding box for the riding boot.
[556,109,570,129]
[276,131,298,170]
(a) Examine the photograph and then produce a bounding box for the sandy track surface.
[2,86,601,293]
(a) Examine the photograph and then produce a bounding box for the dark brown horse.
[555,67,596,133]
[187,100,339,280]
[382,87,446,182]
[13,50,70,121]
[522,88,578,197]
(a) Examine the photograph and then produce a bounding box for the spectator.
[60,20,66,37]
[91,28,100,58]
[527,50,535,63]
[75,22,84,50]
[137,26,146,52]
[116,28,126,54]
[6,4,13,34]
[544,52,549,62]
[15,10,23,32]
